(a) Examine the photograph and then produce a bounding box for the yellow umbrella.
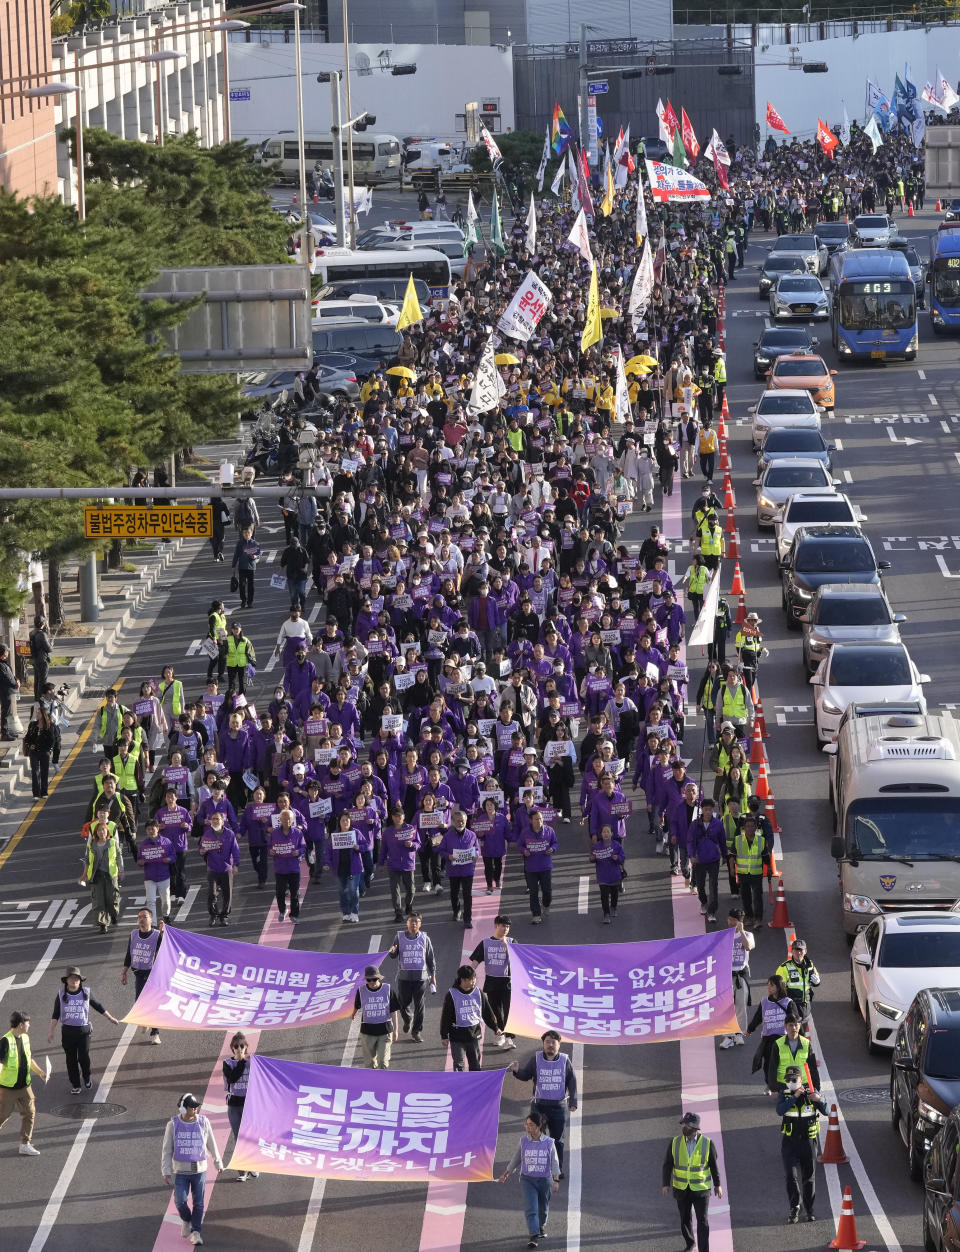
[625,362,652,376]
[600,308,619,319]
[494,353,520,366]
[626,354,658,369]
[386,366,417,379]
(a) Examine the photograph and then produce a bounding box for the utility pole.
[578,25,589,169]
[330,71,347,247]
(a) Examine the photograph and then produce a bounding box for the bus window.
[353,143,375,162]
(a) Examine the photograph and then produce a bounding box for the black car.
[758,253,807,297]
[893,989,960,1182]
[923,1101,960,1251]
[780,525,889,627]
[311,323,402,365]
[813,220,852,254]
[753,327,819,379]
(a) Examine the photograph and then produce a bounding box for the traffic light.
[354,112,376,131]
[802,62,829,73]
[391,64,417,76]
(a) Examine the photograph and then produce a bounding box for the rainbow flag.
[551,103,572,156]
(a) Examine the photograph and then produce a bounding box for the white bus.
[259,133,402,183]
[313,246,453,302]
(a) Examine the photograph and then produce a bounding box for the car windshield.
[794,540,874,573]
[764,430,825,452]
[785,500,853,523]
[777,236,813,248]
[767,466,828,488]
[760,331,811,348]
[765,258,805,273]
[779,278,822,293]
[774,359,827,377]
[925,1029,960,1080]
[759,395,815,413]
[856,216,888,227]
[816,597,890,626]
[815,224,849,239]
[846,797,960,861]
[903,249,921,267]
[879,930,960,967]
[828,647,908,684]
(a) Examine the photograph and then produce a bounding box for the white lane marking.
[185,639,202,657]
[842,470,853,484]
[776,713,786,726]
[936,555,960,579]
[0,938,62,1003]
[578,875,590,915]
[263,550,277,564]
[833,438,844,451]
[567,1041,585,1252]
[928,393,939,406]
[176,885,200,923]
[297,934,381,1252]
[264,651,279,673]
[886,428,923,446]
[943,421,951,434]
[917,368,926,379]
[308,602,322,622]
[27,1024,139,1251]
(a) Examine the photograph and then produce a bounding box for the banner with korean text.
[124,926,386,1031]
[505,933,738,1044]
[229,1055,506,1181]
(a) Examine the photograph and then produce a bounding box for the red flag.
[663,100,680,142]
[577,146,595,217]
[680,108,700,161]
[765,101,790,134]
[817,118,839,157]
[713,149,729,191]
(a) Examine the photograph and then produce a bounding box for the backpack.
[235,498,255,528]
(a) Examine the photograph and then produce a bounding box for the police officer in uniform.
[351,964,402,1069]
[735,612,765,692]
[121,908,164,1044]
[387,911,437,1043]
[47,967,121,1095]
[775,937,821,1028]
[661,1111,722,1252]
[439,965,502,1071]
[776,1065,827,1223]
[509,1029,579,1176]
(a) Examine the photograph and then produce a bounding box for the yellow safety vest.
[781,1096,821,1139]
[208,611,227,641]
[774,1035,810,1086]
[713,358,726,384]
[733,832,763,876]
[671,1134,712,1191]
[226,636,251,667]
[112,753,139,792]
[698,428,717,454]
[700,526,723,557]
[721,686,747,721]
[98,704,127,737]
[0,1029,31,1088]
[86,838,119,879]
[735,630,762,655]
[688,565,708,596]
[506,428,524,452]
[158,680,183,718]
[775,958,815,1002]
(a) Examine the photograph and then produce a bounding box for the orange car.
[765,353,836,412]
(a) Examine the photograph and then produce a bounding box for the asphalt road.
[1,206,953,1252]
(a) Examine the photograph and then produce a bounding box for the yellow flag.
[601,162,614,217]
[396,274,423,331]
[581,261,602,351]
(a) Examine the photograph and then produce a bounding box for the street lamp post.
[19,79,84,218]
[140,48,185,147]
[342,0,357,247]
[271,3,311,271]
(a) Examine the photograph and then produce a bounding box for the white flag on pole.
[536,126,549,191]
[687,571,721,650]
[628,239,654,330]
[567,207,593,264]
[550,159,566,197]
[635,172,649,245]
[937,68,960,112]
[612,347,631,424]
[497,270,553,343]
[467,339,507,416]
[703,128,731,166]
[568,147,580,213]
[864,115,883,151]
[525,193,537,257]
[839,105,851,147]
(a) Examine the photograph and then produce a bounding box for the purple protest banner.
[505,933,738,1044]
[124,926,386,1031]
[229,1055,506,1182]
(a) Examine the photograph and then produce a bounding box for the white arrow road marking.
[887,427,923,446]
[936,556,960,579]
[833,437,844,450]
[0,938,62,1004]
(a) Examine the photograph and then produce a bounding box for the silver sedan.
[753,458,835,527]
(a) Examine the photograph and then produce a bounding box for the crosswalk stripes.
[185,639,202,656]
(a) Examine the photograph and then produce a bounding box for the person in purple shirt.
[686,797,725,922]
[292,778,327,882]
[468,582,505,662]
[440,808,480,929]
[154,788,192,904]
[473,795,510,892]
[655,591,687,649]
[219,713,253,814]
[665,773,700,884]
[194,779,239,837]
[138,820,175,923]
[283,646,317,725]
[322,811,370,923]
[517,809,557,924]
[591,823,626,922]
[270,809,307,923]
[329,689,363,742]
[199,811,241,926]
[449,759,481,814]
[239,786,273,887]
[585,772,629,843]
[379,802,422,921]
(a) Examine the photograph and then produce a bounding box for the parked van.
[312,298,395,326]
[311,322,402,364]
[825,710,960,934]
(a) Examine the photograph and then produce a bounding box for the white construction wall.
[754,27,960,138]
[226,40,514,146]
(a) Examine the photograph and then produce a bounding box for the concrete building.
[0,0,59,199]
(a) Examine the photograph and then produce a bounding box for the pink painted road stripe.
[664,467,734,1251]
[418,884,505,1252]
[150,898,307,1251]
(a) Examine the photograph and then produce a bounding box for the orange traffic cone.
[721,394,729,418]
[719,446,730,474]
[749,721,765,764]
[730,561,744,597]
[723,479,736,510]
[724,510,738,538]
[755,693,769,739]
[755,759,771,799]
[717,413,727,440]
[313,190,319,203]
[829,1186,866,1250]
[768,877,792,928]
[766,796,782,836]
[735,594,748,625]
[937,198,942,212]
[766,841,779,879]
[292,192,298,205]
[727,530,739,560]
[908,202,915,217]
[818,1104,849,1165]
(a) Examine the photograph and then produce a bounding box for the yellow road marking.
[0,678,125,871]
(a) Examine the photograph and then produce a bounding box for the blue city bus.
[829,248,918,361]
[928,227,960,332]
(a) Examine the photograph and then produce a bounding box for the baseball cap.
[680,1112,701,1128]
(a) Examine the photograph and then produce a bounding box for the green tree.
[468,129,555,180]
